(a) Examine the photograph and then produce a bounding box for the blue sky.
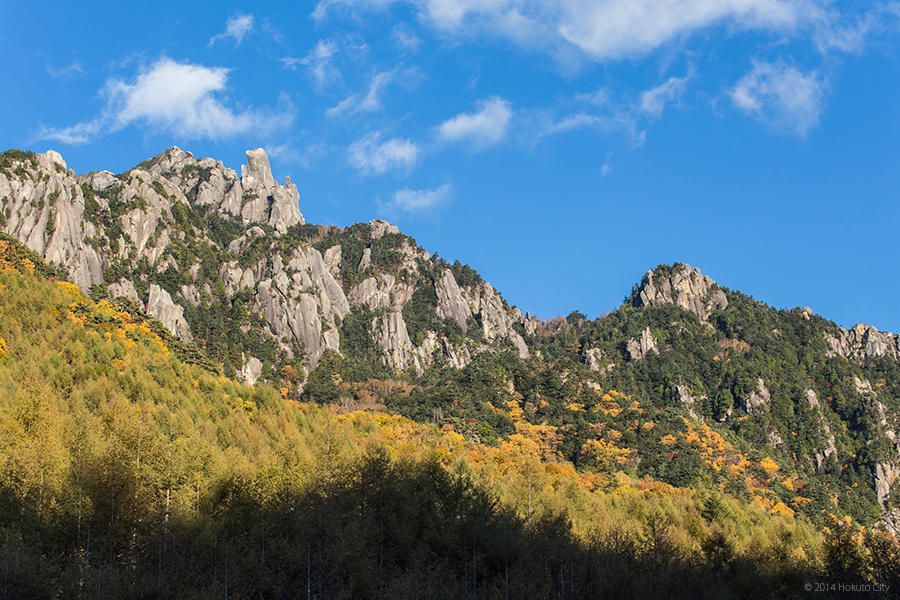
[2,1,898,331]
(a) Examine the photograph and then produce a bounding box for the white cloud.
[312,0,834,61]
[387,183,452,212]
[327,71,394,117]
[283,40,341,90]
[347,132,420,174]
[729,59,825,135]
[639,75,689,117]
[209,13,255,46]
[556,0,807,59]
[437,96,512,148]
[40,58,291,144]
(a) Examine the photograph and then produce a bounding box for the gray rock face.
[0,150,105,290]
[146,284,192,342]
[107,278,141,306]
[369,219,400,239]
[323,245,342,278]
[585,347,610,372]
[805,389,838,471]
[468,282,530,358]
[740,378,771,414]
[851,376,900,535]
[635,263,728,322]
[239,148,304,234]
[674,384,703,421]
[626,327,657,361]
[247,243,350,368]
[825,323,900,363]
[240,355,263,386]
[375,311,416,372]
[875,462,900,536]
[436,270,471,331]
[150,146,304,233]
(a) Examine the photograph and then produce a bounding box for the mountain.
[2,227,899,599]
[1,146,899,545]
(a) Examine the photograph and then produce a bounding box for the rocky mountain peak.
[139,146,304,233]
[36,149,67,172]
[243,147,276,188]
[633,262,728,322]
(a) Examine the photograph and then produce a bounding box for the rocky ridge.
[0,147,533,379]
[633,263,729,322]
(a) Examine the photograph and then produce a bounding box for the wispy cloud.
[347,132,419,174]
[730,59,825,136]
[39,120,104,145]
[46,61,85,79]
[267,141,328,169]
[327,71,394,117]
[437,97,512,149]
[639,75,689,117]
[283,40,341,90]
[40,58,292,144]
[209,13,255,46]
[543,110,645,147]
[539,69,691,145]
[812,3,900,54]
[392,24,422,52]
[384,183,452,213]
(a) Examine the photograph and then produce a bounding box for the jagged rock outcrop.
[585,347,610,372]
[674,384,703,421]
[635,263,728,322]
[146,284,192,342]
[108,278,141,305]
[1,147,325,360]
[626,327,657,361]
[825,323,900,363]
[467,281,530,358]
[370,219,399,239]
[375,311,417,372]
[351,273,414,312]
[436,270,471,331]
[0,150,105,289]
[853,376,900,535]
[250,242,351,368]
[805,389,838,471]
[148,147,304,233]
[1,145,302,294]
[875,462,900,536]
[740,378,771,414]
